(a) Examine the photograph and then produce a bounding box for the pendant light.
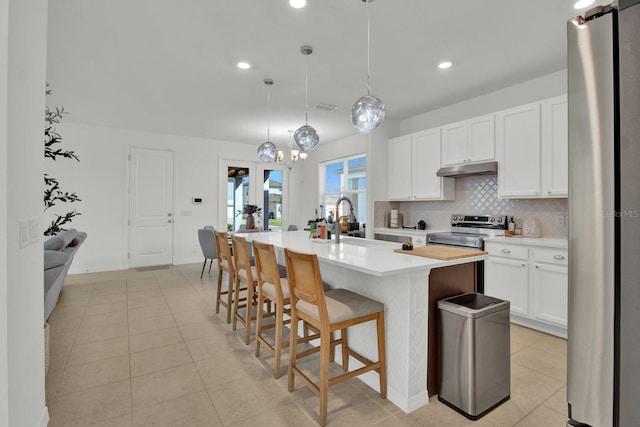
[294,45,320,152]
[351,0,385,133]
[257,79,278,163]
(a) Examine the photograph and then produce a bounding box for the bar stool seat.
[296,288,384,324]
[284,247,387,427]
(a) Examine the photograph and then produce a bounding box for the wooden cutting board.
[394,245,487,260]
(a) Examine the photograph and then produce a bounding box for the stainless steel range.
[427,214,507,294]
[427,214,507,249]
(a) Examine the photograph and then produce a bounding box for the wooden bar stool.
[214,231,241,324]
[253,241,329,378]
[231,235,258,345]
[252,240,292,378]
[284,248,387,427]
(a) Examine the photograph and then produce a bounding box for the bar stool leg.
[273,302,284,378]
[232,275,241,330]
[319,332,332,427]
[377,311,387,398]
[254,291,264,357]
[287,311,298,392]
[215,269,222,314]
[226,271,234,324]
[341,328,349,371]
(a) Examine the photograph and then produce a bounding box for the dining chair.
[231,234,258,344]
[197,227,217,279]
[284,247,387,426]
[214,230,240,323]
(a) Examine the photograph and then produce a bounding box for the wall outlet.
[555,215,565,227]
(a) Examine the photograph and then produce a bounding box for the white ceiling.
[45,0,606,148]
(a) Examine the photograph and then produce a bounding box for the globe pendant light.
[294,45,320,152]
[352,0,385,133]
[257,79,278,163]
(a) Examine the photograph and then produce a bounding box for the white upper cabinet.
[442,114,495,166]
[387,135,413,200]
[496,103,542,197]
[388,129,454,201]
[542,96,568,197]
[497,96,568,199]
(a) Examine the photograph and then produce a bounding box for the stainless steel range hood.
[436,161,498,177]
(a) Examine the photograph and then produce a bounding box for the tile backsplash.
[375,175,568,239]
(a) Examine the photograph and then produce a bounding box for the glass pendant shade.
[294,124,319,152]
[257,141,278,163]
[352,94,385,133]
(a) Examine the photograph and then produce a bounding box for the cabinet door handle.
[553,254,565,260]
[522,263,526,267]
[501,249,511,254]
[535,265,539,269]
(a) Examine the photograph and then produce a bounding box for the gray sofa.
[44,229,87,320]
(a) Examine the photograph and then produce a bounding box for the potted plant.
[237,204,262,229]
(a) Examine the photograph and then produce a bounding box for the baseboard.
[173,257,202,265]
[38,406,49,427]
[510,315,567,339]
[68,264,128,274]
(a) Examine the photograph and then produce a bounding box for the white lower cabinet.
[485,240,568,337]
[485,257,529,316]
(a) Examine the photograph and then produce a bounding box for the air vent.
[314,103,338,112]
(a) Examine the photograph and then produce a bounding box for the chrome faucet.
[334,196,356,244]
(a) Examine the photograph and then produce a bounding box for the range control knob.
[489,216,495,222]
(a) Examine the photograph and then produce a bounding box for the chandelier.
[279,130,307,170]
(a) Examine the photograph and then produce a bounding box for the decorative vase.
[246,214,255,229]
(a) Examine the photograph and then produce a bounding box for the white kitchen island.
[239,230,487,413]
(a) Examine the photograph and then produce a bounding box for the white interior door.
[129,148,174,267]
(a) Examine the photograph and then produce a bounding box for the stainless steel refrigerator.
[567,1,640,426]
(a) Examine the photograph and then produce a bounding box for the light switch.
[29,220,39,245]
[19,221,29,249]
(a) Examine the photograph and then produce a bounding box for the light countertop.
[239,230,487,277]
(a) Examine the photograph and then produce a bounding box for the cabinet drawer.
[533,248,568,265]
[485,243,528,260]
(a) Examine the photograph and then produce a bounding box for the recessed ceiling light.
[438,61,452,69]
[289,0,306,8]
[574,0,595,9]
[237,62,251,70]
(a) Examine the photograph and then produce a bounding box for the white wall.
[0,0,9,423]
[49,122,267,273]
[399,70,567,135]
[2,0,49,425]
[293,118,398,237]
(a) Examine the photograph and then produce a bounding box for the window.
[320,155,366,224]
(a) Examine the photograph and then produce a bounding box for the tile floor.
[45,263,569,426]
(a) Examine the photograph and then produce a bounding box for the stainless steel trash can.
[437,293,510,420]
